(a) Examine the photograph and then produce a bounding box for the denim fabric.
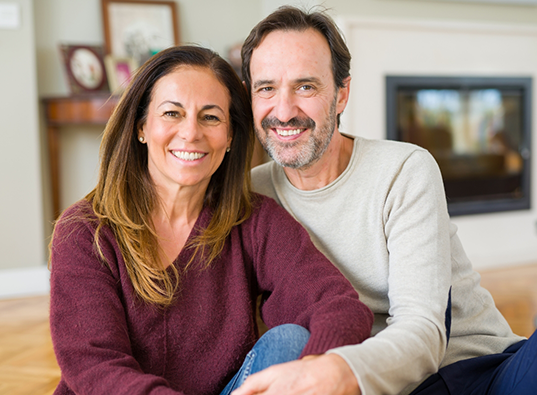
[219,324,310,395]
[411,330,537,395]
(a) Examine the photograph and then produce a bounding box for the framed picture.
[59,44,109,94]
[101,0,180,66]
[104,55,138,93]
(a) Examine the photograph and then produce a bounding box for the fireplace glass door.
[386,76,531,216]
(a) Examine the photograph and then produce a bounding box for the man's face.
[249,29,342,169]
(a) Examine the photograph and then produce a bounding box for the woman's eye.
[164,111,179,118]
[202,114,222,124]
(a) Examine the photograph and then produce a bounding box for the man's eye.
[259,86,273,92]
[299,85,313,91]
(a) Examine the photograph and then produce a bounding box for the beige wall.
[0,0,45,270]
[4,0,537,275]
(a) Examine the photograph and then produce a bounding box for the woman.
[49,46,373,395]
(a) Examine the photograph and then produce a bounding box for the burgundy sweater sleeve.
[249,196,374,356]
[49,204,181,395]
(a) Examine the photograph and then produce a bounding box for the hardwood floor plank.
[0,295,60,395]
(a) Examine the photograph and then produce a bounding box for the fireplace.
[386,76,532,216]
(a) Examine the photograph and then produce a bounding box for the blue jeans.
[219,324,310,395]
[411,329,537,395]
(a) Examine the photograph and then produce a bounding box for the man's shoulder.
[355,136,426,159]
[251,161,280,201]
[353,136,433,172]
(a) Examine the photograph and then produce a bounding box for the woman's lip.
[171,150,207,161]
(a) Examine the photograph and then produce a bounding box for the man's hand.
[230,353,361,395]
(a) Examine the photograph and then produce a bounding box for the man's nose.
[272,90,300,123]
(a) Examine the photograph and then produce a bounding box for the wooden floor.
[479,263,537,338]
[0,296,59,395]
[0,263,536,395]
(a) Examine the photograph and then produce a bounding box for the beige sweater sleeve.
[327,149,452,395]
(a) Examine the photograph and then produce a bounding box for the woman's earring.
[139,136,145,143]
[226,147,231,152]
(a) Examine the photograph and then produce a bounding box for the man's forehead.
[249,28,332,81]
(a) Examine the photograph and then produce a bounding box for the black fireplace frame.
[386,75,532,216]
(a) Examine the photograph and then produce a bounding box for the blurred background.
[3,0,537,297]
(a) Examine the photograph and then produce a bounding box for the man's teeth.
[172,151,206,161]
[276,129,303,136]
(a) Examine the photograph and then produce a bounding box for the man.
[232,6,535,395]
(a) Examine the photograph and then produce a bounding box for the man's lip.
[273,128,306,137]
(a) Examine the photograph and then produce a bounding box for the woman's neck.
[151,185,207,268]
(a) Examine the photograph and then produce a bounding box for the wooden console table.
[42,94,119,218]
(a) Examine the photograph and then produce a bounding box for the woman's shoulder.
[53,199,102,246]
[246,192,303,232]
[250,192,285,216]
[60,198,95,218]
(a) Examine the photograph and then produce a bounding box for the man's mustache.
[261,116,316,130]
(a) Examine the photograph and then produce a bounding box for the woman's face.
[139,66,232,196]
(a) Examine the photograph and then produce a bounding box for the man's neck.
[283,131,354,191]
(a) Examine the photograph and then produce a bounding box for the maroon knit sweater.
[50,195,373,395]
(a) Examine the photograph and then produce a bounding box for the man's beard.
[255,96,338,170]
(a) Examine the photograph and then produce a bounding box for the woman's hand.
[231,353,361,395]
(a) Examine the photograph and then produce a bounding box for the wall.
[0,0,45,272]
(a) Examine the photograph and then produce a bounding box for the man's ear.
[336,76,351,115]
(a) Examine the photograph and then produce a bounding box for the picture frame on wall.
[104,55,138,93]
[59,44,109,95]
[101,0,180,66]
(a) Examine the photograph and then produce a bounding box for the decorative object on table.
[101,0,180,66]
[59,44,109,94]
[104,55,138,93]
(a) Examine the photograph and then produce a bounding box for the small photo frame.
[101,0,180,66]
[59,44,109,94]
[104,55,138,93]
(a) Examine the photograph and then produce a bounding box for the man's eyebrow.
[295,77,322,85]
[253,79,274,90]
[253,77,323,90]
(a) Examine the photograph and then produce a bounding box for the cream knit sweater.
[252,136,523,395]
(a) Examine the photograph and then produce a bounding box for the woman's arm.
[248,196,374,357]
[50,205,181,395]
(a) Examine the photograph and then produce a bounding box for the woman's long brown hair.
[72,46,254,306]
